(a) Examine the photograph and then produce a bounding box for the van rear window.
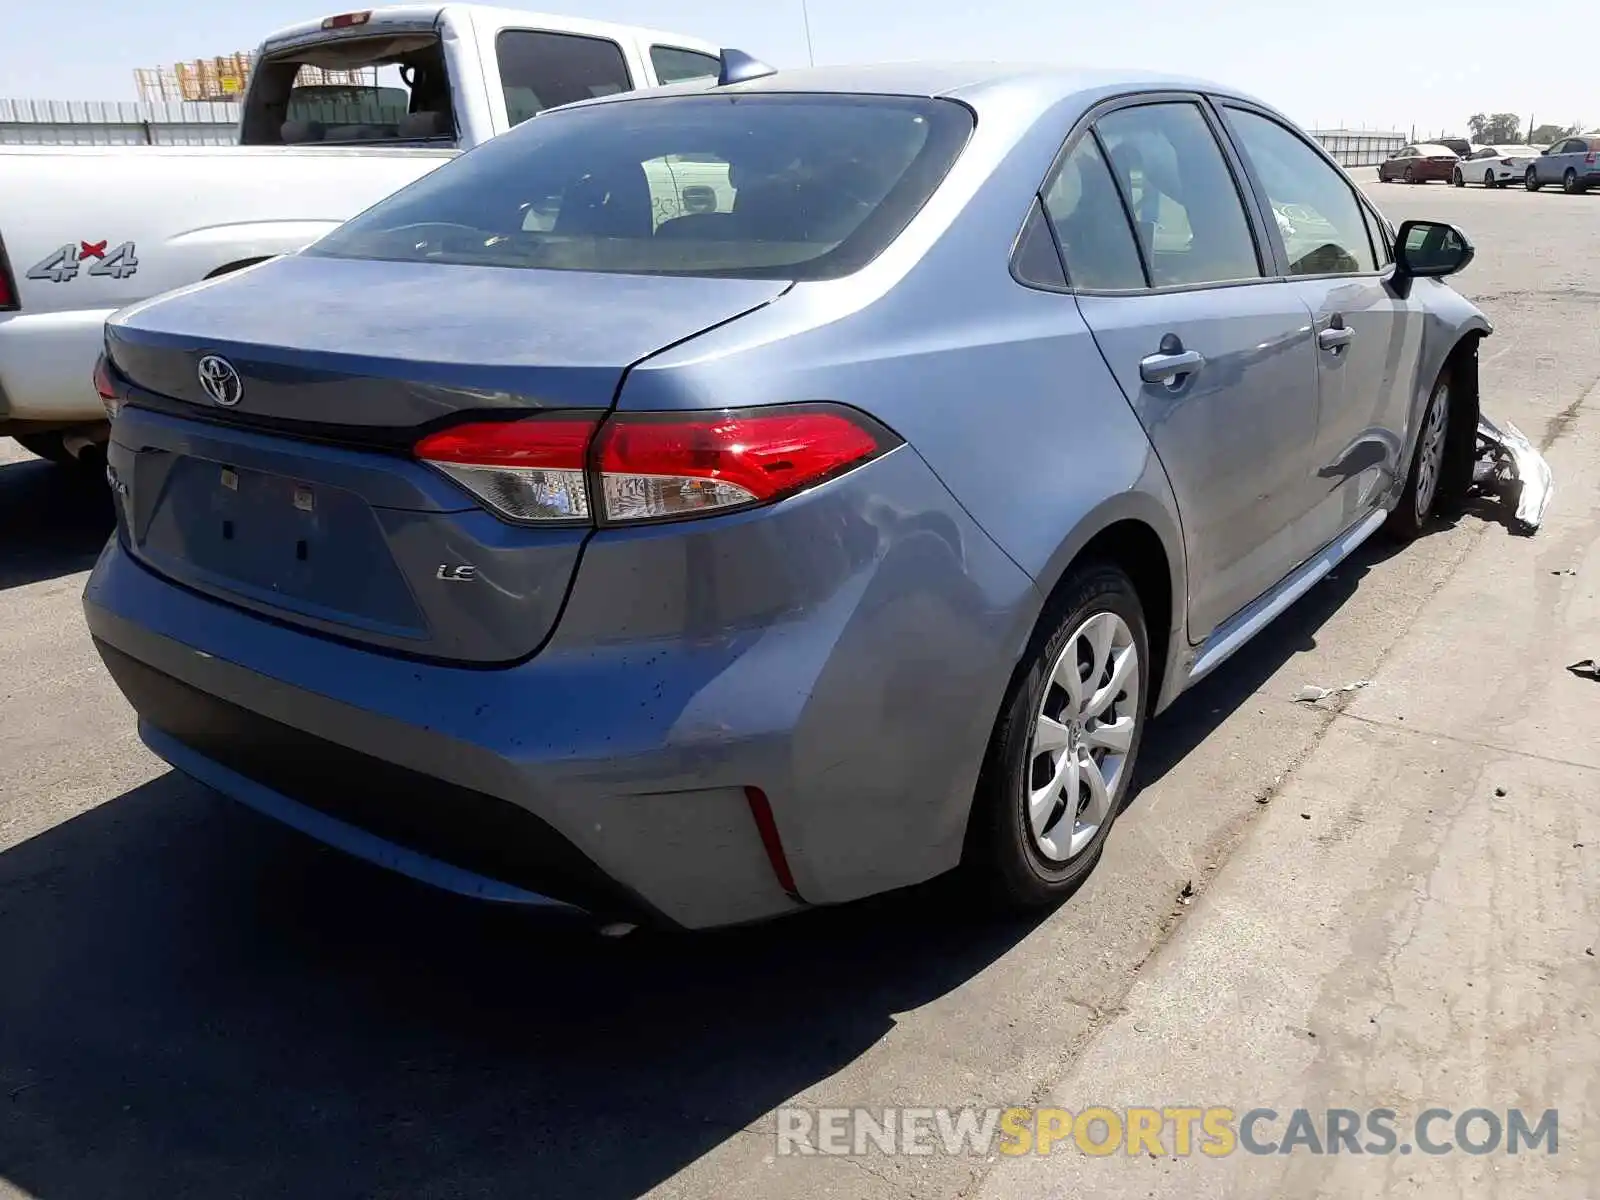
[307,94,973,281]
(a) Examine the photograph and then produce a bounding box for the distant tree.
[1467,112,1523,143]
[1529,122,1581,145]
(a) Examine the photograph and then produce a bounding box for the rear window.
[240,33,457,146]
[307,94,973,281]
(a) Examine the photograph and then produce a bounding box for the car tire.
[966,563,1148,909]
[1404,165,1416,184]
[1564,168,1584,194]
[1385,373,1459,542]
[1452,168,1465,187]
[1485,170,1498,188]
[1526,167,1542,191]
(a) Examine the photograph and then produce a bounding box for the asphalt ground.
[1,172,1596,1199]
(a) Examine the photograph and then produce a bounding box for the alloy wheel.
[1026,611,1141,862]
[1414,383,1451,519]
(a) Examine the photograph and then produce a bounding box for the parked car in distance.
[87,61,1490,931]
[1378,143,1460,183]
[1453,144,1542,187]
[1523,135,1600,192]
[0,4,726,467]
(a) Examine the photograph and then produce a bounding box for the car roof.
[1412,142,1456,155]
[564,61,1271,112]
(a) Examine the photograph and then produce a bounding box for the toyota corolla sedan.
[86,61,1489,929]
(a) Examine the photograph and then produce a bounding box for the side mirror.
[1395,219,1475,279]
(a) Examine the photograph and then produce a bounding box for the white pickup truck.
[0,4,725,465]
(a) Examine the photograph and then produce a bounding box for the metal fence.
[0,98,239,146]
[1311,129,1409,168]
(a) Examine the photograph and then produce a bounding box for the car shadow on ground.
[0,770,1050,1200]
[0,454,114,591]
[1134,530,1411,788]
[0,515,1424,1200]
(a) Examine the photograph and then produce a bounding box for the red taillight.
[413,404,897,526]
[1587,152,1596,164]
[595,405,892,523]
[321,10,372,28]
[94,352,120,418]
[414,415,599,523]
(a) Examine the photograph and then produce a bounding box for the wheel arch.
[1027,490,1187,719]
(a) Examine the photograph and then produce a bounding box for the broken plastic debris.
[1474,416,1553,534]
[1293,680,1371,703]
[1567,660,1600,682]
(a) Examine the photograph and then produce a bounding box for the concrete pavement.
[976,381,1600,1199]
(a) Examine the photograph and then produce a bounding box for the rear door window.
[497,30,633,128]
[310,93,973,281]
[650,46,721,84]
[1039,134,1146,290]
[1094,101,1262,288]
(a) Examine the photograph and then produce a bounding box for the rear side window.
[1040,134,1145,290]
[1094,102,1262,288]
[1225,108,1378,275]
[497,30,632,128]
[650,46,721,84]
[309,94,973,281]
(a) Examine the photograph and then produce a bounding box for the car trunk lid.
[105,254,788,663]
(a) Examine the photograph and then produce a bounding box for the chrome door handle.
[1139,348,1205,385]
[1317,326,1355,351]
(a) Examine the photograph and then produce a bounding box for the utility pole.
[800,0,816,66]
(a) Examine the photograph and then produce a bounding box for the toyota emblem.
[197,355,243,406]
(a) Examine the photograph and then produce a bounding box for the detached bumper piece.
[1474,416,1554,534]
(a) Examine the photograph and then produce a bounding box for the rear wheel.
[1385,374,1453,542]
[967,564,1147,908]
[1564,168,1585,194]
[1452,168,1465,187]
[1526,167,1542,191]
[1404,165,1416,184]
[1485,169,1498,188]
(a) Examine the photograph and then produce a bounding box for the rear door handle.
[1317,326,1356,352]
[1139,348,1205,385]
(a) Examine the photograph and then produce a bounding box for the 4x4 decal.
[26,240,139,283]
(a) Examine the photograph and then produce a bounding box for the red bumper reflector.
[745,786,800,899]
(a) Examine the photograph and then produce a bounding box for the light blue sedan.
[86,59,1490,928]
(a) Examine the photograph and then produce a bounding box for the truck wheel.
[967,563,1147,909]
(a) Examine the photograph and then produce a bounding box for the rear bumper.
[0,308,115,423]
[83,443,1038,928]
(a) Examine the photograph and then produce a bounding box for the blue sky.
[0,0,1586,137]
